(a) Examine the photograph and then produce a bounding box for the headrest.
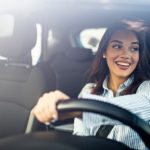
[65,48,94,61]
[0,15,37,61]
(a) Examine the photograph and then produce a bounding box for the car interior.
[0,14,50,138]
[0,0,149,149]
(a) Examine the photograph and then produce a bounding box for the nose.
[120,49,131,59]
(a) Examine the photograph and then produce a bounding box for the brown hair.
[89,19,150,95]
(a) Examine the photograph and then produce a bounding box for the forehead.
[110,30,139,42]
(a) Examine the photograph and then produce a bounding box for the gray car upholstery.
[50,47,94,97]
[0,15,47,138]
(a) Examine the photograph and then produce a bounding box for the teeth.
[116,62,130,66]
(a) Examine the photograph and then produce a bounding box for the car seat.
[0,15,48,138]
[50,47,94,97]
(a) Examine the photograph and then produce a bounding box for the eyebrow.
[110,40,122,44]
[111,40,139,45]
[131,42,139,45]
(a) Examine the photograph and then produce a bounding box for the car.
[0,0,149,149]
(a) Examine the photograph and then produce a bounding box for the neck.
[108,75,128,96]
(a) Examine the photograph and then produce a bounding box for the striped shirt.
[73,76,150,150]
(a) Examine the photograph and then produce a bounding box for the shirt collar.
[102,75,134,95]
[119,75,134,90]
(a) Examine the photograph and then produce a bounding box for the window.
[0,14,14,37]
[31,24,42,65]
[80,28,106,53]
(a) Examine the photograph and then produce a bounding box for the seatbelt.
[96,125,113,137]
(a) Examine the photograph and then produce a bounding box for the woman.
[31,19,150,149]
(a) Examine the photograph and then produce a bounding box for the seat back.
[0,15,47,138]
[50,47,94,97]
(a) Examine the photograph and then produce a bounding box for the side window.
[47,30,57,48]
[0,14,14,37]
[0,14,14,60]
[80,28,106,53]
[0,15,42,65]
[31,24,42,65]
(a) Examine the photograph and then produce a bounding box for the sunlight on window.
[31,24,42,66]
[0,14,14,37]
[47,30,58,48]
[80,28,106,53]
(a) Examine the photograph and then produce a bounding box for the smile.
[115,61,131,70]
[116,61,131,67]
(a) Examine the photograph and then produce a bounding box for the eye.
[130,47,139,52]
[112,44,122,49]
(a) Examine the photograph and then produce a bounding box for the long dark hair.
[89,19,150,95]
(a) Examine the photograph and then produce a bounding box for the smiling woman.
[104,30,140,94]
[74,20,150,149]
[32,19,150,149]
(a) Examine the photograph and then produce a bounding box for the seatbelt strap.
[96,125,113,137]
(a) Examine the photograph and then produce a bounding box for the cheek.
[106,54,118,65]
[106,56,115,69]
[134,53,140,64]
[105,50,117,60]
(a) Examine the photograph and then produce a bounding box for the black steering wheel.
[0,98,149,150]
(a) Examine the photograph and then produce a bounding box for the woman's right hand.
[31,90,70,124]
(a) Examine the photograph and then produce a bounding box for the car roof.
[0,0,150,30]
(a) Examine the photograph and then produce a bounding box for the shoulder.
[78,83,96,98]
[136,80,150,93]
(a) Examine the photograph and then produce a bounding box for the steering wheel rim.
[57,98,150,149]
[0,98,149,150]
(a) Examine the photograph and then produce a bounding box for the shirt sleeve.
[80,80,150,121]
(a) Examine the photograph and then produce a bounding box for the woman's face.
[104,30,140,80]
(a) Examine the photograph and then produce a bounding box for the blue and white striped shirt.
[73,76,150,150]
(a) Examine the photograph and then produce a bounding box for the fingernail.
[45,122,50,125]
[52,114,58,120]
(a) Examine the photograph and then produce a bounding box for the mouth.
[115,61,131,70]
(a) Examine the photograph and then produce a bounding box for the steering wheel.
[0,98,149,150]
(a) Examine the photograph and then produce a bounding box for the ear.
[102,52,106,58]
[103,54,106,58]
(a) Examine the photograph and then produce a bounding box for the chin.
[118,74,131,80]
[116,72,132,79]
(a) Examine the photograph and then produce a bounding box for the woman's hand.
[31,90,70,123]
